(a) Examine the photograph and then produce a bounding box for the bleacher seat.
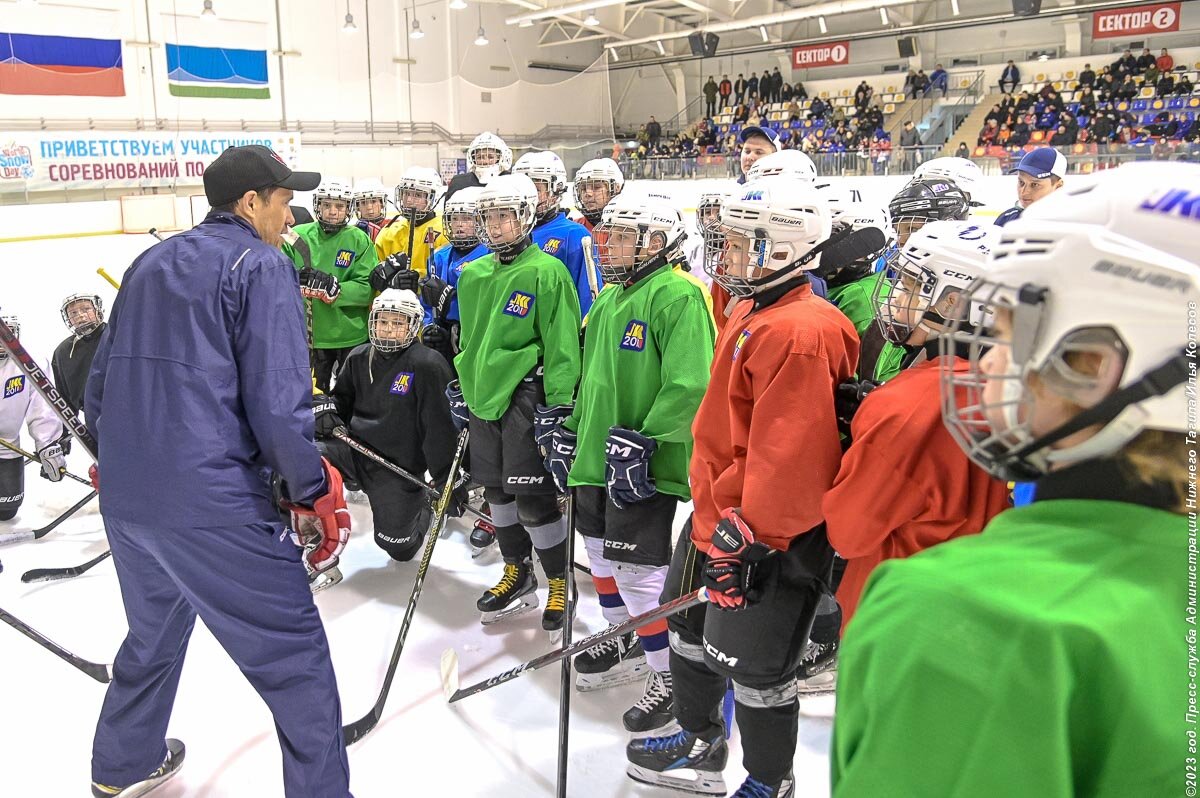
[1132,99,1149,111]
[1030,130,1045,142]
[883,103,895,114]
[1064,69,1077,80]
[1034,72,1048,83]
[1139,86,1155,99]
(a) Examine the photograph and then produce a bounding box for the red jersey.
[823,357,1010,629]
[689,282,859,552]
[710,282,733,334]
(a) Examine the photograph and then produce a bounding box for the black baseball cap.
[204,145,321,206]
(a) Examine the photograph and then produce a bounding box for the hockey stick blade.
[0,605,112,683]
[32,490,98,539]
[21,548,112,583]
[439,648,460,702]
[445,587,708,704]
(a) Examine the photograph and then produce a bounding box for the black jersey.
[51,323,106,415]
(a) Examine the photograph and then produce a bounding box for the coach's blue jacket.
[85,212,326,526]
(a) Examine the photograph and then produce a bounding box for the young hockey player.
[0,315,66,520]
[312,289,464,561]
[450,173,582,634]
[819,202,893,336]
[445,131,512,204]
[283,178,379,392]
[911,156,984,206]
[543,195,714,732]
[572,158,625,233]
[686,186,733,293]
[418,186,487,366]
[51,293,107,415]
[627,178,859,797]
[512,151,602,316]
[372,167,446,284]
[825,220,1010,634]
[351,178,393,241]
[833,185,1197,796]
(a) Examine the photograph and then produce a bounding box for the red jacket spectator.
[1157,49,1174,72]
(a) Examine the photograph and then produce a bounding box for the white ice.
[0,233,834,796]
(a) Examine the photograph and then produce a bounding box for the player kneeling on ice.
[821,221,1010,675]
[833,169,1199,796]
[451,174,582,634]
[0,314,67,519]
[313,289,465,562]
[626,179,858,798]
[542,196,714,731]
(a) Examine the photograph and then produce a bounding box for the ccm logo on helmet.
[1092,260,1190,293]
[943,270,976,282]
[1138,189,1200,221]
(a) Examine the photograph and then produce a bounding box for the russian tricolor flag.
[0,32,124,97]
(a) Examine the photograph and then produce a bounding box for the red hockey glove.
[280,458,351,574]
[701,508,775,610]
[88,464,100,491]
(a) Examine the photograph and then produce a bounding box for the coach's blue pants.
[91,516,352,797]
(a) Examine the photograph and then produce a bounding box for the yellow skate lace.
[546,577,567,612]
[486,563,522,598]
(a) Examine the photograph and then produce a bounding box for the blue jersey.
[425,242,488,323]
[994,206,1023,227]
[531,211,601,317]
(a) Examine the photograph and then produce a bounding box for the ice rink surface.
[0,232,835,796]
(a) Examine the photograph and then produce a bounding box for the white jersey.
[0,358,63,460]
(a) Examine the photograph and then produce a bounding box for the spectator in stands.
[1175,74,1194,96]
[734,102,750,123]
[913,70,930,97]
[854,80,873,110]
[1044,89,1064,114]
[999,60,1021,94]
[1145,111,1180,139]
[734,73,747,104]
[704,76,719,118]
[928,63,949,97]
[1143,61,1161,87]
[1049,124,1073,146]
[1090,110,1116,143]
[1157,48,1174,73]
[636,124,649,149]
[786,99,802,122]
[1097,73,1118,103]
[899,120,922,169]
[955,141,971,159]
[1117,75,1138,102]
[998,123,1013,146]
[832,104,847,125]
[1112,49,1137,78]
[985,103,1005,125]
[999,93,1015,111]
[794,80,808,100]
[809,96,828,120]
[719,74,732,108]
[1061,110,1079,139]
[978,118,999,146]
[904,69,919,97]
[1010,115,1032,147]
[1153,137,1173,161]
[1038,81,1056,99]
[1015,90,1033,113]
[1157,72,1177,97]
[1077,85,1097,116]
[770,67,784,103]
[1078,63,1096,87]
[1136,48,1156,74]
[747,72,760,102]
[646,116,662,150]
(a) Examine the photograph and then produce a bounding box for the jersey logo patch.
[542,238,562,254]
[3,375,24,398]
[733,329,751,362]
[333,249,355,269]
[503,291,535,318]
[620,319,647,351]
[390,372,414,396]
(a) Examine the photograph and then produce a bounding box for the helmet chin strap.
[619,231,686,287]
[749,225,853,296]
[497,235,532,264]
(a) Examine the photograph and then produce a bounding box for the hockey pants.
[92,515,352,798]
[0,456,23,520]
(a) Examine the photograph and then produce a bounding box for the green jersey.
[282,222,378,349]
[455,244,582,421]
[833,498,1185,798]
[873,341,906,382]
[827,271,884,338]
[565,264,715,499]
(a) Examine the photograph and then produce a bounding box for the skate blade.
[479,594,539,625]
[575,658,649,692]
[626,764,725,796]
[309,565,343,595]
[798,669,838,697]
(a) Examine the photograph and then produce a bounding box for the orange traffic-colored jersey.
[823,357,1010,629]
[689,282,859,552]
[710,282,733,335]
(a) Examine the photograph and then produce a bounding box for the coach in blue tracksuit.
[85,146,354,797]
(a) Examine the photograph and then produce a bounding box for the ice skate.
[469,518,496,557]
[729,771,795,798]
[626,729,727,795]
[797,639,838,697]
[91,738,185,798]
[622,669,674,733]
[573,629,647,691]
[542,575,576,643]
[477,557,538,625]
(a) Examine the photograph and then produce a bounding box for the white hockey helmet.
[573,158,625,224]
[697,185,734,232]
[395,167,445,217]
[475,174,539,257]
[313,179,354,233]
[513,151,568,217]
[468,132,513,182]
[352,178,390,222]
[0,315,16,361]
[706,178,833,298]
[941,220,1199,481]
[745,149,818,184]
[444,186,484,249]
[594,194,687,286]
[912,157,984,205]
[873,220,994,344]
[60,293,105,336]
[369,289,423,353]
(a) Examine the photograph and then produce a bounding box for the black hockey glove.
[37,441,67,483]
[604,426,658,509]
[545,426,576,494]
[834,379,881,439]
[369,253,414,293]
[445,380,469,431]
[421,322,456,363]
[701,508,775,611]
[312,394,344,440]
[534,403,573,457]
[299,268,341,304]
[56,429,72,456]
[419,274,456,323]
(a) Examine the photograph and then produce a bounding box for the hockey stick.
[342,426,470,746]
[21,548,112,584]
[148,227,165,242]
[0,489,98,546]
[441,587,709,704]
[96,267,121,290]
[0,605,112,683]
[555,491,577,798]
[0,437,92,486]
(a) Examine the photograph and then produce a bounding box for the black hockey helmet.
[888,179,970,224]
